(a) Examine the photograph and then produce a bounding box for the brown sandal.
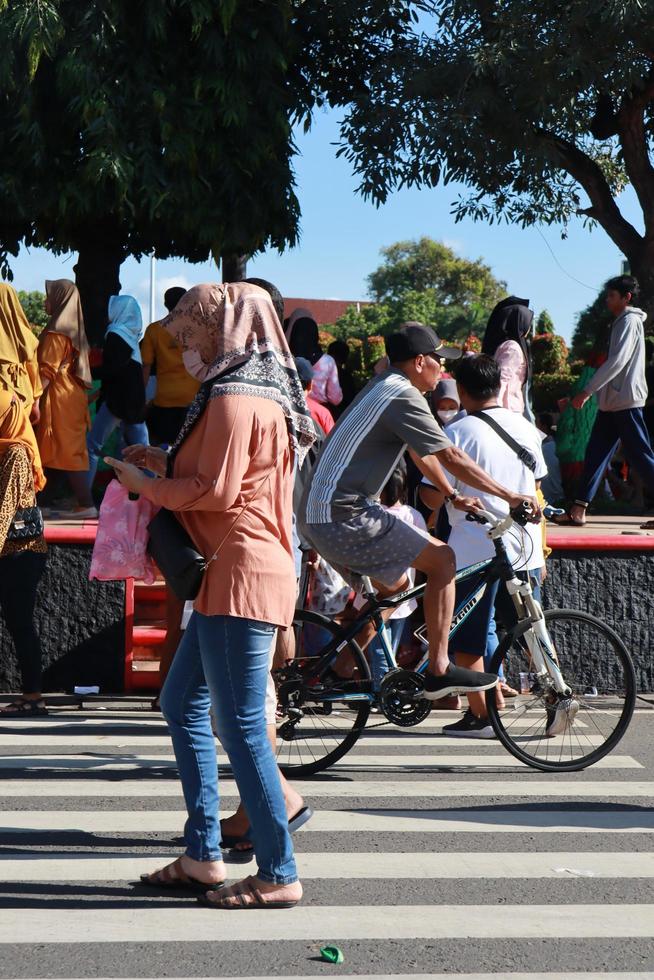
[139,856,225,893]
[198,874,300,910]
[0,698,48,717]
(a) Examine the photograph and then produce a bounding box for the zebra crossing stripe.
[1,904,653,943]
[0,733,602,747]
[2,851,653,881]
[4,808,654,834]
[3,779,653,798]
[14,975,653,980]
[0,754,640,770]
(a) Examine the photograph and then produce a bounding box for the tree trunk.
[629,240,654,326]
[74,239,125,347]
[221,253,248,283]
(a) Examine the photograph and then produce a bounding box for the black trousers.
[0,551,47,693]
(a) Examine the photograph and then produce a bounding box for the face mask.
[438,410,458,424]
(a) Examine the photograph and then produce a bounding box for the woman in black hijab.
[285,308,342,408]
[482,296,534,419]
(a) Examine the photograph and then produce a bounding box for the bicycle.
[273,503,636,776]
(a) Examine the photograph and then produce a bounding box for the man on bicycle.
[300,322,540,701]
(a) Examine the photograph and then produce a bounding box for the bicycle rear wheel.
[486,609,636,772]
[274,609,372,778]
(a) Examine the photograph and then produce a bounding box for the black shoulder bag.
[470,410,537,473]
[7,506,44,542]
[147,470,271,601]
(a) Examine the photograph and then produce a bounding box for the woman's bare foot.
[202,874,302,908]
[141,854,226,887]
[569,503,587,525]
[224,789,307,853]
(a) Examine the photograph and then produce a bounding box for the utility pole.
[149,253,157,323]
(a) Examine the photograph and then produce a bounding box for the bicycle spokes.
[488,610,636,771]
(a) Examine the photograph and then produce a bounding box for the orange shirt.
[141,320,200,408]
[142,394,296,627]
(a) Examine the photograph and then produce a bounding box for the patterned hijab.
[0,283,39,403]
[106,296,144,364]
[163,282,316,463]
[0,389,46,492]
[45,279,92,387]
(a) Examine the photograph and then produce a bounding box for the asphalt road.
[0,699,653,979]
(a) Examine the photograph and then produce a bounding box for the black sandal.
[221,805,314,851]
[0,699,48,718]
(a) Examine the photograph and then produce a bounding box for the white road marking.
[3,808,653,834]
[3,779,652,798]
[0,754,640,769]
[1,905,653,942]
[2,851,653,881]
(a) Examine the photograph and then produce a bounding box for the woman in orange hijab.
[35,279,96,517]
[0,390,49,717]
[0,283,43,421]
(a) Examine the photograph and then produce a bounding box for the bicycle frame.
[297,506,571,703]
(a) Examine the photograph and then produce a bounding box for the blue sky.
[9,109,639,342]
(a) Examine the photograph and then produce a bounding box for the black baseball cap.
[385,322,462,364]
[295,357,315,384]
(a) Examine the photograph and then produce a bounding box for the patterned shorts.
[301,503,431,589]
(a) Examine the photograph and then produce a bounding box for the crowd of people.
[0,271,652,909]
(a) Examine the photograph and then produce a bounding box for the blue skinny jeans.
[160,611,297,885]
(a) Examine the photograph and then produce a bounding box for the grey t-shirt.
[303,368,451,523]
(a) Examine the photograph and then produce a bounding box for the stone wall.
[543,549,654,692]
[0,543,125,693]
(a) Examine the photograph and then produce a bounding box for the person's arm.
[108,396,255,512]
[325,356,343,406]
[410,445,539,515]
[141,327,155,389]
[419,482,446,515]
[36,332,68,398]
[577,317,636,401]
[383,389,534,513]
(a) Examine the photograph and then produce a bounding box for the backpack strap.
[469,410,537,473]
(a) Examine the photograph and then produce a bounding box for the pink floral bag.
[89,480,159,584]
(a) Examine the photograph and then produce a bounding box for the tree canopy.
[330,237,506,340]
[571,291,615,361]
[0,0,420,340]
[0,1,299,339]
[335,1,654,309]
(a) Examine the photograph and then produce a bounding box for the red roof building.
[283,297,370,326]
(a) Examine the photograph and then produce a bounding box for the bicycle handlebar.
[465,500,534,535]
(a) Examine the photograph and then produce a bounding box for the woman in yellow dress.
[0,283,42,423]
[35,279,96,517]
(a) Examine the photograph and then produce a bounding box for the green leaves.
[329,237,506,343]
[332,0,654,274]
[0,0,299,273]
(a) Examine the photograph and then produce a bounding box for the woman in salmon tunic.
[35,279,95,516]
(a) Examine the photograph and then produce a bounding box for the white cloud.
[442,237,464,253]
[120,268,194,323]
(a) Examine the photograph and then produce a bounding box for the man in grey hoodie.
[568,275,654,525]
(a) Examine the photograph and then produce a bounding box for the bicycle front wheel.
[486,609,636,772]
[274,609,372,778]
